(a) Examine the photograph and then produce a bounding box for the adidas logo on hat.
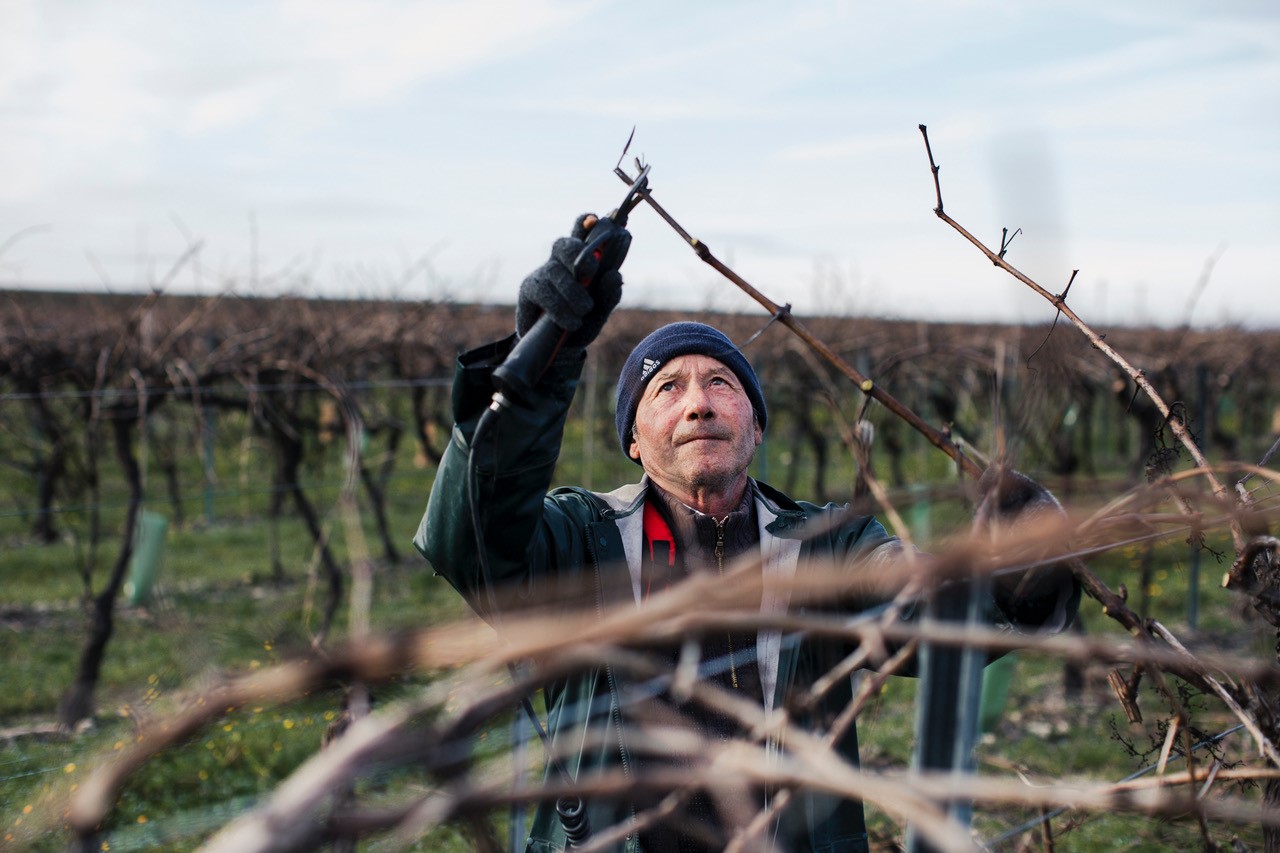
[641,357,662,381]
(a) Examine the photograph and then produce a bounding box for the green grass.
[0,412,484,850]
[0,399,1272,851]
[854,536,1268,851]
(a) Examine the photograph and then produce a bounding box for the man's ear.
[754,420,763,447]
[629,440,642,461]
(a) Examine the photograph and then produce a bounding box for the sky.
[1,0,1277,327]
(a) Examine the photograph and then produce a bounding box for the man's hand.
[516,214,626,350]
[975,467,1079,629]
[975,468,1064,527]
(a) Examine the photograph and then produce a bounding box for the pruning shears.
[571,163,650,286]
[492,165,651,404]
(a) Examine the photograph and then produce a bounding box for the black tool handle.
[492,217,630,403]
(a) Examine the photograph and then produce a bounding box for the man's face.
[628,354,762,505]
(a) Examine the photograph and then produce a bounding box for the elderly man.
[414,217,1080,852]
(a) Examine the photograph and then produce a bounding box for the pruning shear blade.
[612,164,651,226]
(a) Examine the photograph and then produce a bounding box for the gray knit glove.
[515,214,626,350]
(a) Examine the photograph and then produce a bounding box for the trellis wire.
[0,376,452,404]
[0,465,430,522]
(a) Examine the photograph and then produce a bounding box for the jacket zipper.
[715,517,740,690]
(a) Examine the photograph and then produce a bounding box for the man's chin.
[685,467,745,492]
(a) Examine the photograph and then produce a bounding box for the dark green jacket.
[414,336,1077,852]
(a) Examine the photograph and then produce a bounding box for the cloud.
[1009,34,1226,89]
[2,0,604,143]
[185,82,282,135]
[1,0,1277,326]
[0,10,166,200]
[277,0,599,101]
[0,0,606,204]
[0,0,42,94]
[781,130,950,163]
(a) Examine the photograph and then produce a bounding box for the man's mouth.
[677,431,729,446]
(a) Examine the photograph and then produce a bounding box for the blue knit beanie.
[615,322,767,461]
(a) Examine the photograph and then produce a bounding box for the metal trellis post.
[906,573,989,853]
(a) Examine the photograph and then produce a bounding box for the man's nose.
[683,385,715,419]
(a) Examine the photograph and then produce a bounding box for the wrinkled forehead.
[645,352,735,384]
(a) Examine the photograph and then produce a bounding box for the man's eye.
[658,381,676,393]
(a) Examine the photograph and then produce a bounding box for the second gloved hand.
[975,467,1080,631]
[516,214,625,351]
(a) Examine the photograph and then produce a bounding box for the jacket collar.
[590,476,804,713]
[593,476,807,527]
[592,479,647,517]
